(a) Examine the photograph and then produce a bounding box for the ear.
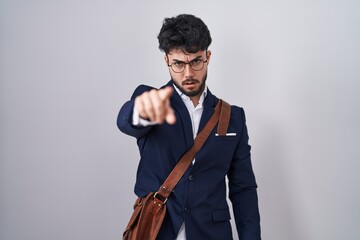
[206,50,212,64]
[164,55,168,64]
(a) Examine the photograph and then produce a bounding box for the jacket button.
[188,175,194,181]
[184,207,189,213]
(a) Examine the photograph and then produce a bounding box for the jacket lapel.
[163,82,219,155]
[198,89,219,133]
[192,90,219,169]
[165,82,194,151]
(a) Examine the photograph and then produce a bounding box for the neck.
[190,96,200,107]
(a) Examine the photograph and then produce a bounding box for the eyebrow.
[171,55,203,62]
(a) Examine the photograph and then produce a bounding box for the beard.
[171,72,207,97]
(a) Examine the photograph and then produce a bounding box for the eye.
[190,59,202,65]
[173,61,184,67]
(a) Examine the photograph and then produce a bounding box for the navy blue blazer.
[117,82,261,240]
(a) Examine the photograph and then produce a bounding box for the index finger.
[158,86,173,101]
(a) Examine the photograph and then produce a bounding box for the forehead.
[167,49,206,61]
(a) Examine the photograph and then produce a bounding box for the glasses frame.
[167,58,208,73]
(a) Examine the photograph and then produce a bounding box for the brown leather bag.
[122,99,231,240]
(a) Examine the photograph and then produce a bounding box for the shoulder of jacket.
[229,104,246,119]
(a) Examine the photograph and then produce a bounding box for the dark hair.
[157,14,212,54]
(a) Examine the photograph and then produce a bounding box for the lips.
[182,79,199,86]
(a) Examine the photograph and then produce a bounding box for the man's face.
[165,49,211,98]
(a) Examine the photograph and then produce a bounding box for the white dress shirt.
[132,84,208,239]
[171,85,208,240]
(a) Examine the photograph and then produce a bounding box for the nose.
[183,64,195,78]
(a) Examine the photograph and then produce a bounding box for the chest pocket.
[214,134,238,142]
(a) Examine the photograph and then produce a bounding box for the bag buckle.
[153,192,168,204]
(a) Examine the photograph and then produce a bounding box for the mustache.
[182,78,200,85]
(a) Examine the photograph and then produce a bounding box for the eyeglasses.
[167,58,208,73]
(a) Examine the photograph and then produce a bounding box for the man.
[117,14,261,240]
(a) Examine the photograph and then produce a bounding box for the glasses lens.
[191,61,205,71]
[171,63,184,73]
[170,60,207,73]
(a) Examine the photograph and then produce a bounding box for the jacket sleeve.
[227,107,261,240]
[116,85,155,139]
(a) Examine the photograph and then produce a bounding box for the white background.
[1,0,359,239]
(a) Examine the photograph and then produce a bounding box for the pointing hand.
[134,86,176,125]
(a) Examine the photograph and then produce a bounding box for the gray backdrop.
[1,0,359,239]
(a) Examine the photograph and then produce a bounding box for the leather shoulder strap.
[217,100,231,136]
[156,99,231,199]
